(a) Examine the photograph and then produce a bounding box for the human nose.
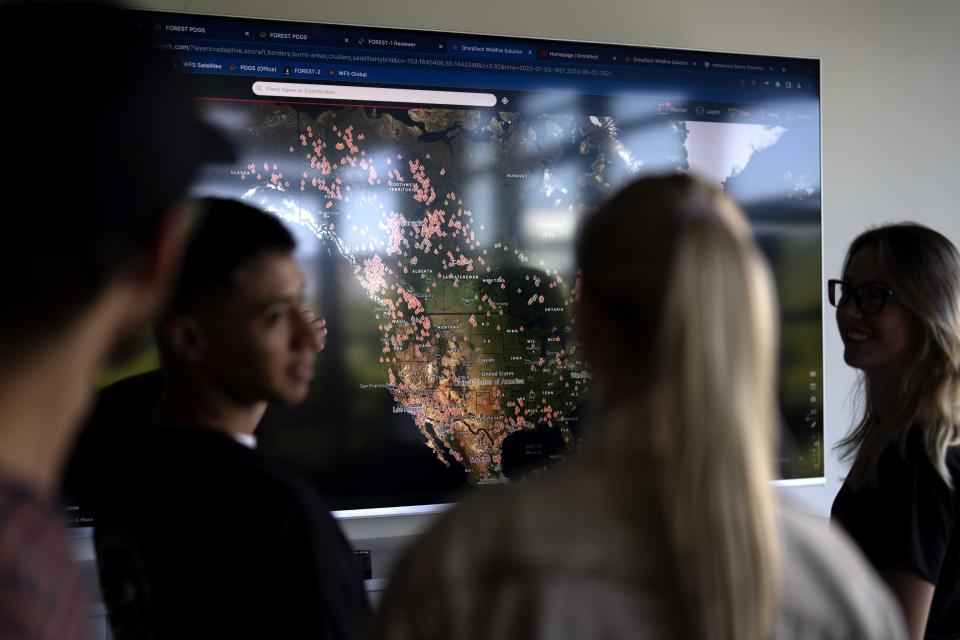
[293,308,320,351]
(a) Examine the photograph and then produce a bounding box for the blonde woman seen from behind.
[831,224,960,640]
[368,175,905,640]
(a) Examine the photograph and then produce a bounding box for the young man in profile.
[0,3,231,638]
[89,199,368,639]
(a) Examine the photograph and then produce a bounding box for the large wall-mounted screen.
[128,11,823,512]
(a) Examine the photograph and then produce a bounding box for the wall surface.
[129,0,960,517]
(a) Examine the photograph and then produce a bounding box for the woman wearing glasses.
[830,224,960,640]
[369,175,904,640]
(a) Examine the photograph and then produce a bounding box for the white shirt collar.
[231,432,258,449]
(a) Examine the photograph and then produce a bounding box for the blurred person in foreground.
[830,224,960,640]
[367,174,905,640]
[81,199,368,639]
[0,3,230,638]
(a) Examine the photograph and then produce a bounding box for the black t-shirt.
[95,424,369,639]
[63,370,166,524]
[65,373,369,639]
[832,430,960,640]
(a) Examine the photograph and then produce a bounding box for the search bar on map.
[252,81,498,107]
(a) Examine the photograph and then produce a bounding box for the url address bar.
[252,81,498,107]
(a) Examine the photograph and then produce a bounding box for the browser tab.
[160,23,207,35]
[264,30,310,42]
[536,45,602,62]
[354,34,447,53]
[450,40,532,59]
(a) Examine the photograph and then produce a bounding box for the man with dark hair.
[0,3,231,638]
[86,199,368,639]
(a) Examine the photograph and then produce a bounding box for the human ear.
[162,316,206,363]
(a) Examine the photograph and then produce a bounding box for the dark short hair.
[162,198,297,317]
[0,2,232,357]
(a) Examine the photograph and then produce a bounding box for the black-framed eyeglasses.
[827,279,895,315]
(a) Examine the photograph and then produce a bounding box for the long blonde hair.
[836,224,960,488]
[576,175,780,640]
